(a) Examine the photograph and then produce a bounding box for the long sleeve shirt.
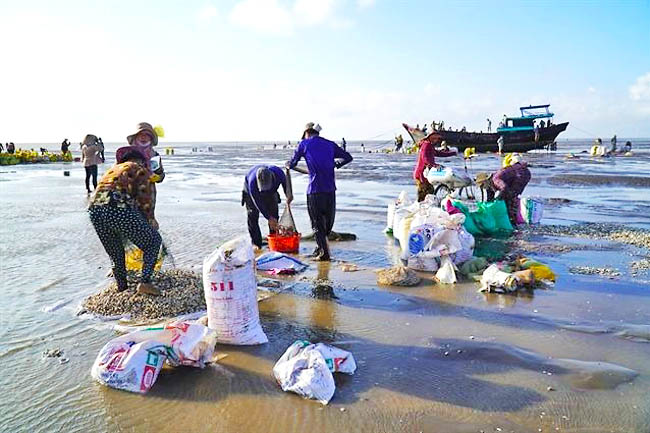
[412,139,456,182]
[81,144,102,167]
[91,161,156,222]
[244,165,287,219]
[492,162,531,197]
[287,136,353,194]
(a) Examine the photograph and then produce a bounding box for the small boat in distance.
[404,104,569,153]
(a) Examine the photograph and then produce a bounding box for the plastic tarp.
[256,252,308,275]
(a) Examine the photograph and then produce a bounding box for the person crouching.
[242,165,293,249]
[476,153,531,225]
[88,146,162,295]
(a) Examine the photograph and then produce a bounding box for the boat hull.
[403,122,569,153]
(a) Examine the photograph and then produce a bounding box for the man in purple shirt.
[287,123,353,261]
[243,165,292,248]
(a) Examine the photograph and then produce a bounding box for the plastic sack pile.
[203,236,268,345]
[273,340,357,405]
[91,321,217,394]
[386,192,475,283]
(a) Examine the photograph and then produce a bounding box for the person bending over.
[242,165,292,249]
[88,146,162,295]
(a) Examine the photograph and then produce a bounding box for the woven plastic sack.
[203,236,268,345]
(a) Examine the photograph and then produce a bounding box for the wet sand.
[1,140,650,432]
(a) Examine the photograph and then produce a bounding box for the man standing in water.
[611,134,617,152]
[287,123,353,261]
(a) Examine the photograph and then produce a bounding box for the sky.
[0,0,648,143]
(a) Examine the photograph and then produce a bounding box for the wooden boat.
[404,104,568,153]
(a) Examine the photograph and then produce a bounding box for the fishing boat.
[403,104,568,153]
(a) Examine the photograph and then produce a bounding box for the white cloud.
[228,0,347,35]
[357,0,376,8]
[229,0,294,35]
[587,86,596,94]
[629,72,650,101]
[197,4,218,23]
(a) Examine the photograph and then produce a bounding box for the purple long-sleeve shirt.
[244,165,287,219]
[287,135,353,194]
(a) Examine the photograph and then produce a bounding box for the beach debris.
[376,266,420,287]
[569,266,621,277]
[479,264,537,293]
[459,257,488,277]
[203,236,268,345]
[43,348,63,358]
[91,321,217,394]
[81,269,205,321]
[258,279,283,289]
[273,340,356,405]
[255,252,307,275]
[59,357,69,364]
[434,255,457,284]
[340,263,360,272]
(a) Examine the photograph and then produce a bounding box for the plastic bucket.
[267,233,301,253]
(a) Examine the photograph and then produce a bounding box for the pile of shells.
[569,266,621,277]
[630,258,650,273]
[508,238,583,256]
[81,269,205,320]
[522,223,650,251]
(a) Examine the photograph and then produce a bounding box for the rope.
[569,124,601,138]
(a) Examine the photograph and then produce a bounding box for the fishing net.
[278,203,298,236]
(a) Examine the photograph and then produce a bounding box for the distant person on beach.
[88,146,162,295]
[7,142,15,154]
[624,141,632,152]
[61,139,70,154]
[422,124,428,135]
[534,124,540,142]
[361,143,365,152]
[242,165,292,249]
[0,143,3,152]
[40,147,48,155]
[395,134,404,152]
[487,118,492,132]
[287,122,353,261]
[476,153,531,225]
[341,137,347,151]
[413,137,456,202]
[81,134,102,193]
[127,122,165,216]
[611,135,617,152]
[96,137,105,162]
[540,120,546,128]
[497,135,504,155]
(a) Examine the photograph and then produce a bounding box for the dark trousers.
[88,205,162,289]
[85,165,98,191]
[243,191,279,248]
[307,192,336,254]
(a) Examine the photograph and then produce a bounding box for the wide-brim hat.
[116,146,148,164]
[475,172,491,186]
[127,122,158,147]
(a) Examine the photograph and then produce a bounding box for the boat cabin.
[497,104,555,132]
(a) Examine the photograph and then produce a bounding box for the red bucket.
[267,233,301,253]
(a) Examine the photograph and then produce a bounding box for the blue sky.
[0,0,648,143]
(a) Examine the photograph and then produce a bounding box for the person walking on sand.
[242,165,293,249]
[81,134,102,193]
[487,118,492,132]
[287,122,353,261]
[497,135,505,155]
[88,146,162,295]
[413,136,456,202]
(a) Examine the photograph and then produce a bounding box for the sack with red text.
[90,321,217,393]
[203,236,268,345]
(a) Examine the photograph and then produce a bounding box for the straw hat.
[475,172,491,187]
[82,134,98,147]
[127,122,158,147]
